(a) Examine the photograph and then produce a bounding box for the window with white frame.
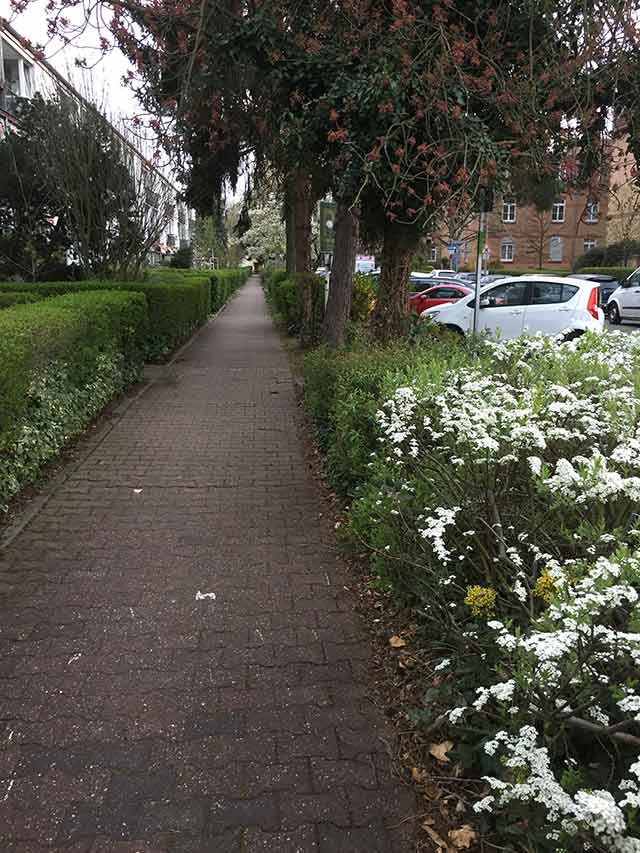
[583,239,597,253]
[429,245,438,262]
[502,198,516,223]
[549,236,563,262]
[500,239,514,262]
[551,200,566,223]
[585,201,599,223]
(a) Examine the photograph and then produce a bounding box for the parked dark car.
[409,283,472,314]
[409,274,462,293]
[572,273,620,307]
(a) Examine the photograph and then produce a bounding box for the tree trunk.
[285,179,296,276]
[371,224,419,342]
[292,171,315,343]
[321,202,359,348]
[293,172,312,274]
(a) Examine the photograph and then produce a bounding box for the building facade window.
[500,239,514,262]
[583,239,597,253]
[429,245,438,262]
[502,198,516,223]
[549,236,563,262]
[551,200,566,223]
[585,201,599,223]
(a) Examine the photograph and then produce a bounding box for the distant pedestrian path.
[0,276,414,852]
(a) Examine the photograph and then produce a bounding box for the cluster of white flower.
[540,449,640,505]
[418,506,461,563]
[376,386,420,459]
[476,726,640,851]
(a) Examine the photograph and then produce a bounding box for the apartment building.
[607,133,640,249]
[431,189,608,271]
[0,20,193,262]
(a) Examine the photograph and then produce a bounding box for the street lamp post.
[472,187,493,335]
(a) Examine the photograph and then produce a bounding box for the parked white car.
[421,275,604,339]
[429,269,458,279]
[607,267,640,325]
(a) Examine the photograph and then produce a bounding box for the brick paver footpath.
[0,278,415,852]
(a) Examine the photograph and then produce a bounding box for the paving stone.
[206,794,280,834]
[280,790,351,829]
[244,824,319,851]
[0,278,415,850]
[318,824,407,852]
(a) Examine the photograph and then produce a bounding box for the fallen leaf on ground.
[449,825,478,849]
[411,766,426,783]
[389,635,406,648]
[423,782,442,800]
[429,740,454,763]
[421,822,450,850]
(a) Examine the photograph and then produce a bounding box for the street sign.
[447,241,461,254]
[319,201,337,253]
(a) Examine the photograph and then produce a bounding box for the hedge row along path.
[0,276,414,852]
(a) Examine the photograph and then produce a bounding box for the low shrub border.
[305,331,640,851]
[0,292,42,309]
[0,276,209,360]
[575,266,635,280]
[210,268,251,312]
[265,271,325,339]
[0,290,148,509]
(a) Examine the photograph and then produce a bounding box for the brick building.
[431,190,608,271]
[607,134,640,249]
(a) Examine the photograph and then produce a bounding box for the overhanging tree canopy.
[13,0,640,335]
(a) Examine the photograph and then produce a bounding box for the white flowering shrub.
[345,331,640,850]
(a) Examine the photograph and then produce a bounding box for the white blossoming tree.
[236,199,286,268]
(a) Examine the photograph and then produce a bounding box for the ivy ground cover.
[305,330,640,851]
[0,291,147,509]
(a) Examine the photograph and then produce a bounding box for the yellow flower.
[533,570,556,603]
[464,585,496,617]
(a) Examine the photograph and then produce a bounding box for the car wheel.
[444,324,465,335]
[608,303,621,325]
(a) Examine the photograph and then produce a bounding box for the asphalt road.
[607,320,640,334]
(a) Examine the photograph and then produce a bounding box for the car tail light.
[587,287,599,320]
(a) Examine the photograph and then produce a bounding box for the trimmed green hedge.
[0,277,209,360]
[210,268,251,312]
[0,290,148,507]
[490,267,571,277]
[0,292,42,309]
[269,272,325,339]
[574,266,635,280]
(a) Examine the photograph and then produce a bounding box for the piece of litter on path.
[133,489,143,494]
[196,591,216,601]
[67,653,82,665]
[3,778,14,801]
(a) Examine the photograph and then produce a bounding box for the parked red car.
[409,283,472,315]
